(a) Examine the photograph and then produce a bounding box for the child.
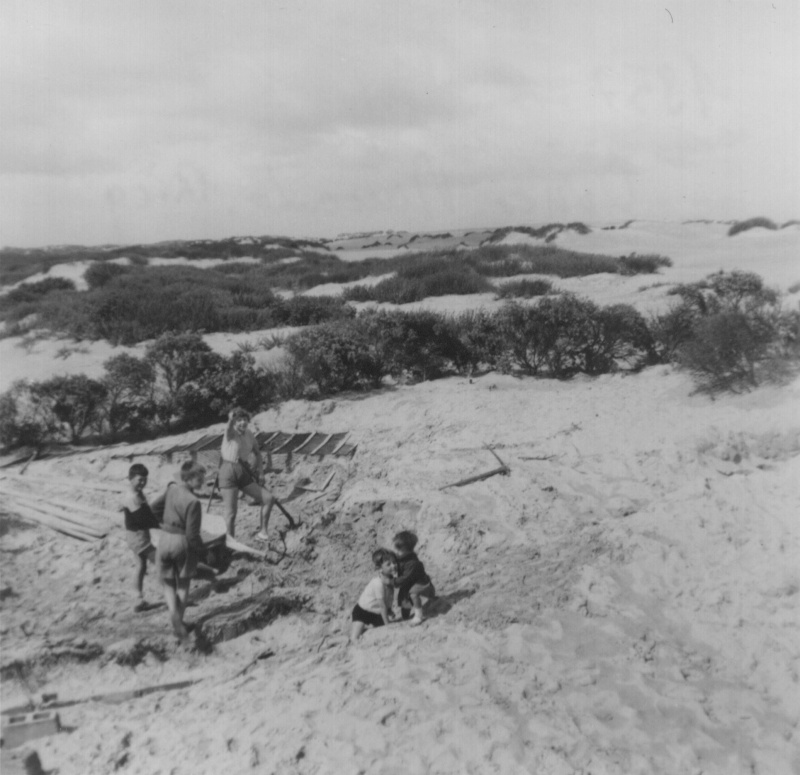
[350,548,398,641]
[121,464,161,612]
[219,407,276,540]
[157,461,206,642]
[393,531,435,626]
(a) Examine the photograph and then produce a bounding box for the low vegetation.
[727,217,778,236]
[0,244,673,343]
[495,279,553,299]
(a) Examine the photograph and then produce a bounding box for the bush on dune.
[727,217,778,236]
[660,271,799,393]
[495,279,553,299]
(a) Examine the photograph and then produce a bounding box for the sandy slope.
[1,366,799,774]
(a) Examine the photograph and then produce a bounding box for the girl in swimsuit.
[219,408,276,539]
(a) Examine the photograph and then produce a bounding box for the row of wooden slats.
[137,431,356,459]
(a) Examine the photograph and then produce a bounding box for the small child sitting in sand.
[393,531,435,626]
[350,548,398,641]
[121,464,161,612]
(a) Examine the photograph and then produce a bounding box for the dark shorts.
[351,604,385,628]
[157,533,197,583]
[125,529,153,558]
[218,460,255,490]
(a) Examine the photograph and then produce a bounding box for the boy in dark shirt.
[393,531,436,626]
[121,464,161,612]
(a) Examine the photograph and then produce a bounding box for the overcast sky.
[1,1,798,247]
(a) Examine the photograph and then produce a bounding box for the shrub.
[668,271,796,392]
[495,279,553,299]
[492,302,551,374]
[175,352,274,428]
[360,310,467,381]
[285,321,386,395]
[618,254,672,275]
[453,309,505,373]
[27,375,108,443]
[85,261,130,288]
[102,354,156,435]
[728,217,778,236]
[649,303,697,363]
[0,383,49,449]
[677,311,776,392]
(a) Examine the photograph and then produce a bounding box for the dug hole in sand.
[1,364,799,774]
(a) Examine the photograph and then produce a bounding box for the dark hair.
[372,548,397,568]
[230,407,250,422]
[128,463,149,479]
[393,531,418,552]
[179,461,206,483]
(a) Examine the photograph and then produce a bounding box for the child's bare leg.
[221,487,238,537]
[350,621,366,642]
[244,484,275,540]
[135,554,147,602]
[163,580,188,640]
[176,579,191,621]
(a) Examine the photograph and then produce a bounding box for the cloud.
[1,0,798,246]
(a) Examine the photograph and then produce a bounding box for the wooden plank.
[273,433,312,454]
[293,432,328,455]
[4,503,99,541]
[4,495,108,536]
[0,486,111,525]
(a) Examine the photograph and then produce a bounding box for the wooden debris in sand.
[439,445,511,490]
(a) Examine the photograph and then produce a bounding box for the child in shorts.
[350,548,398,641]
[393,531,435,626]
[121,464,161,612]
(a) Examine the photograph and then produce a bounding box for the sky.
[1,0,798,247]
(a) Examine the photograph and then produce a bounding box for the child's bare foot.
[255,531,269,542]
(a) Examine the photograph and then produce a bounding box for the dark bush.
[667,271,797,392]
[0,383,49,449]
[285,321,386,395]
[27,375,108,443]
[678,311,775,392]
[496,279,553,299]
[85,261,130,289]
[728,217,778,236]
[618,254,672,275]
[361,310,468,381]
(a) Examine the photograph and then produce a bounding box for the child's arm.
[224,411,237,441]
[378,587,393,625]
